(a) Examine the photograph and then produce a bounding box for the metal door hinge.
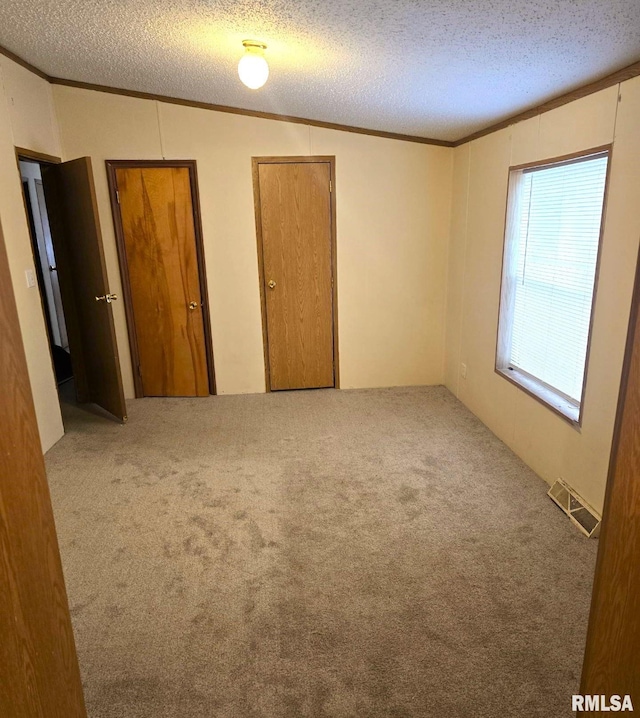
[116,189,120,204]
[329,180,332,193]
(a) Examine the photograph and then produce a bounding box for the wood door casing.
[42,157,127,421]
[256,161,335,391]
[0,220,87,718]
[580,249,640,712]
[115,166,210,397]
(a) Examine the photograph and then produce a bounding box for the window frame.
[494,145,613,429]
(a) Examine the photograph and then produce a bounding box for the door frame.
[580,241,640,704]
[105,159,216,397]
[15,146,84,395]
[15,146,62,166]
[251,155,340,392]
[15,149,62,350]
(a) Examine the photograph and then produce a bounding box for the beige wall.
[445,80,640,514]
[52,85,452,398]
[5,50,637,518]
[0,57,64,451]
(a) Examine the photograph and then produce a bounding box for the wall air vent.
[548,479,601,538]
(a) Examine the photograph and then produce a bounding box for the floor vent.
[548,479,601,538]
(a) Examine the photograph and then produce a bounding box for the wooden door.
[580,254,640,712]
[113,166,210,397]
[256,160,335,391]
[42,157,127,421]
[0,220,87,718]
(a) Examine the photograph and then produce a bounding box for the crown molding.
[0,44,451,147]
[453,59,640,147]
[2,42,640,149]
[48,77,454,147]
[0,44,50,80]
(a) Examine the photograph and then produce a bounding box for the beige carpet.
[45,386,597,717]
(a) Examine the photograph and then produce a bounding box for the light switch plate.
[25,268,36,288]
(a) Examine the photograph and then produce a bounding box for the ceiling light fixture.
[238,40,269,90]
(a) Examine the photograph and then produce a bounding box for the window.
[496,148,610,425]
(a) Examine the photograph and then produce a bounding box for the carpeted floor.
[45,386,597,718]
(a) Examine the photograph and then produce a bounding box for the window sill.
[496,365,581,428]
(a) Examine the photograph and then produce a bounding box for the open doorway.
[16,148,127,426]
[18,151,77,416]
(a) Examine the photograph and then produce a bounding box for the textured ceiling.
[1,1,640,141]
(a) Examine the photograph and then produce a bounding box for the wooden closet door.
[257,162,335,391]
[115,167,209,397]
[0,220,87,718]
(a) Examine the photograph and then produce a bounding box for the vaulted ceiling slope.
[1,0,640,143]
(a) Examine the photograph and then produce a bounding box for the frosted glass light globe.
[238,52,269,90]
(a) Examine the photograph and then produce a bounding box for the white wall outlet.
[25,268,36,288]
[460,362,467,379]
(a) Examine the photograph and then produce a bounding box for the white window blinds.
[499,152,608,409]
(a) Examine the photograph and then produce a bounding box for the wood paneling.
[113,165,210,397]
[0,221,87,718]
[580,249,640,713]
[256,160,335,391]
[42,157,127,420]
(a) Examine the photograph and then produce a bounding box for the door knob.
[189,301,199,310]
[95,293,118,303]
[268,280,276,290]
